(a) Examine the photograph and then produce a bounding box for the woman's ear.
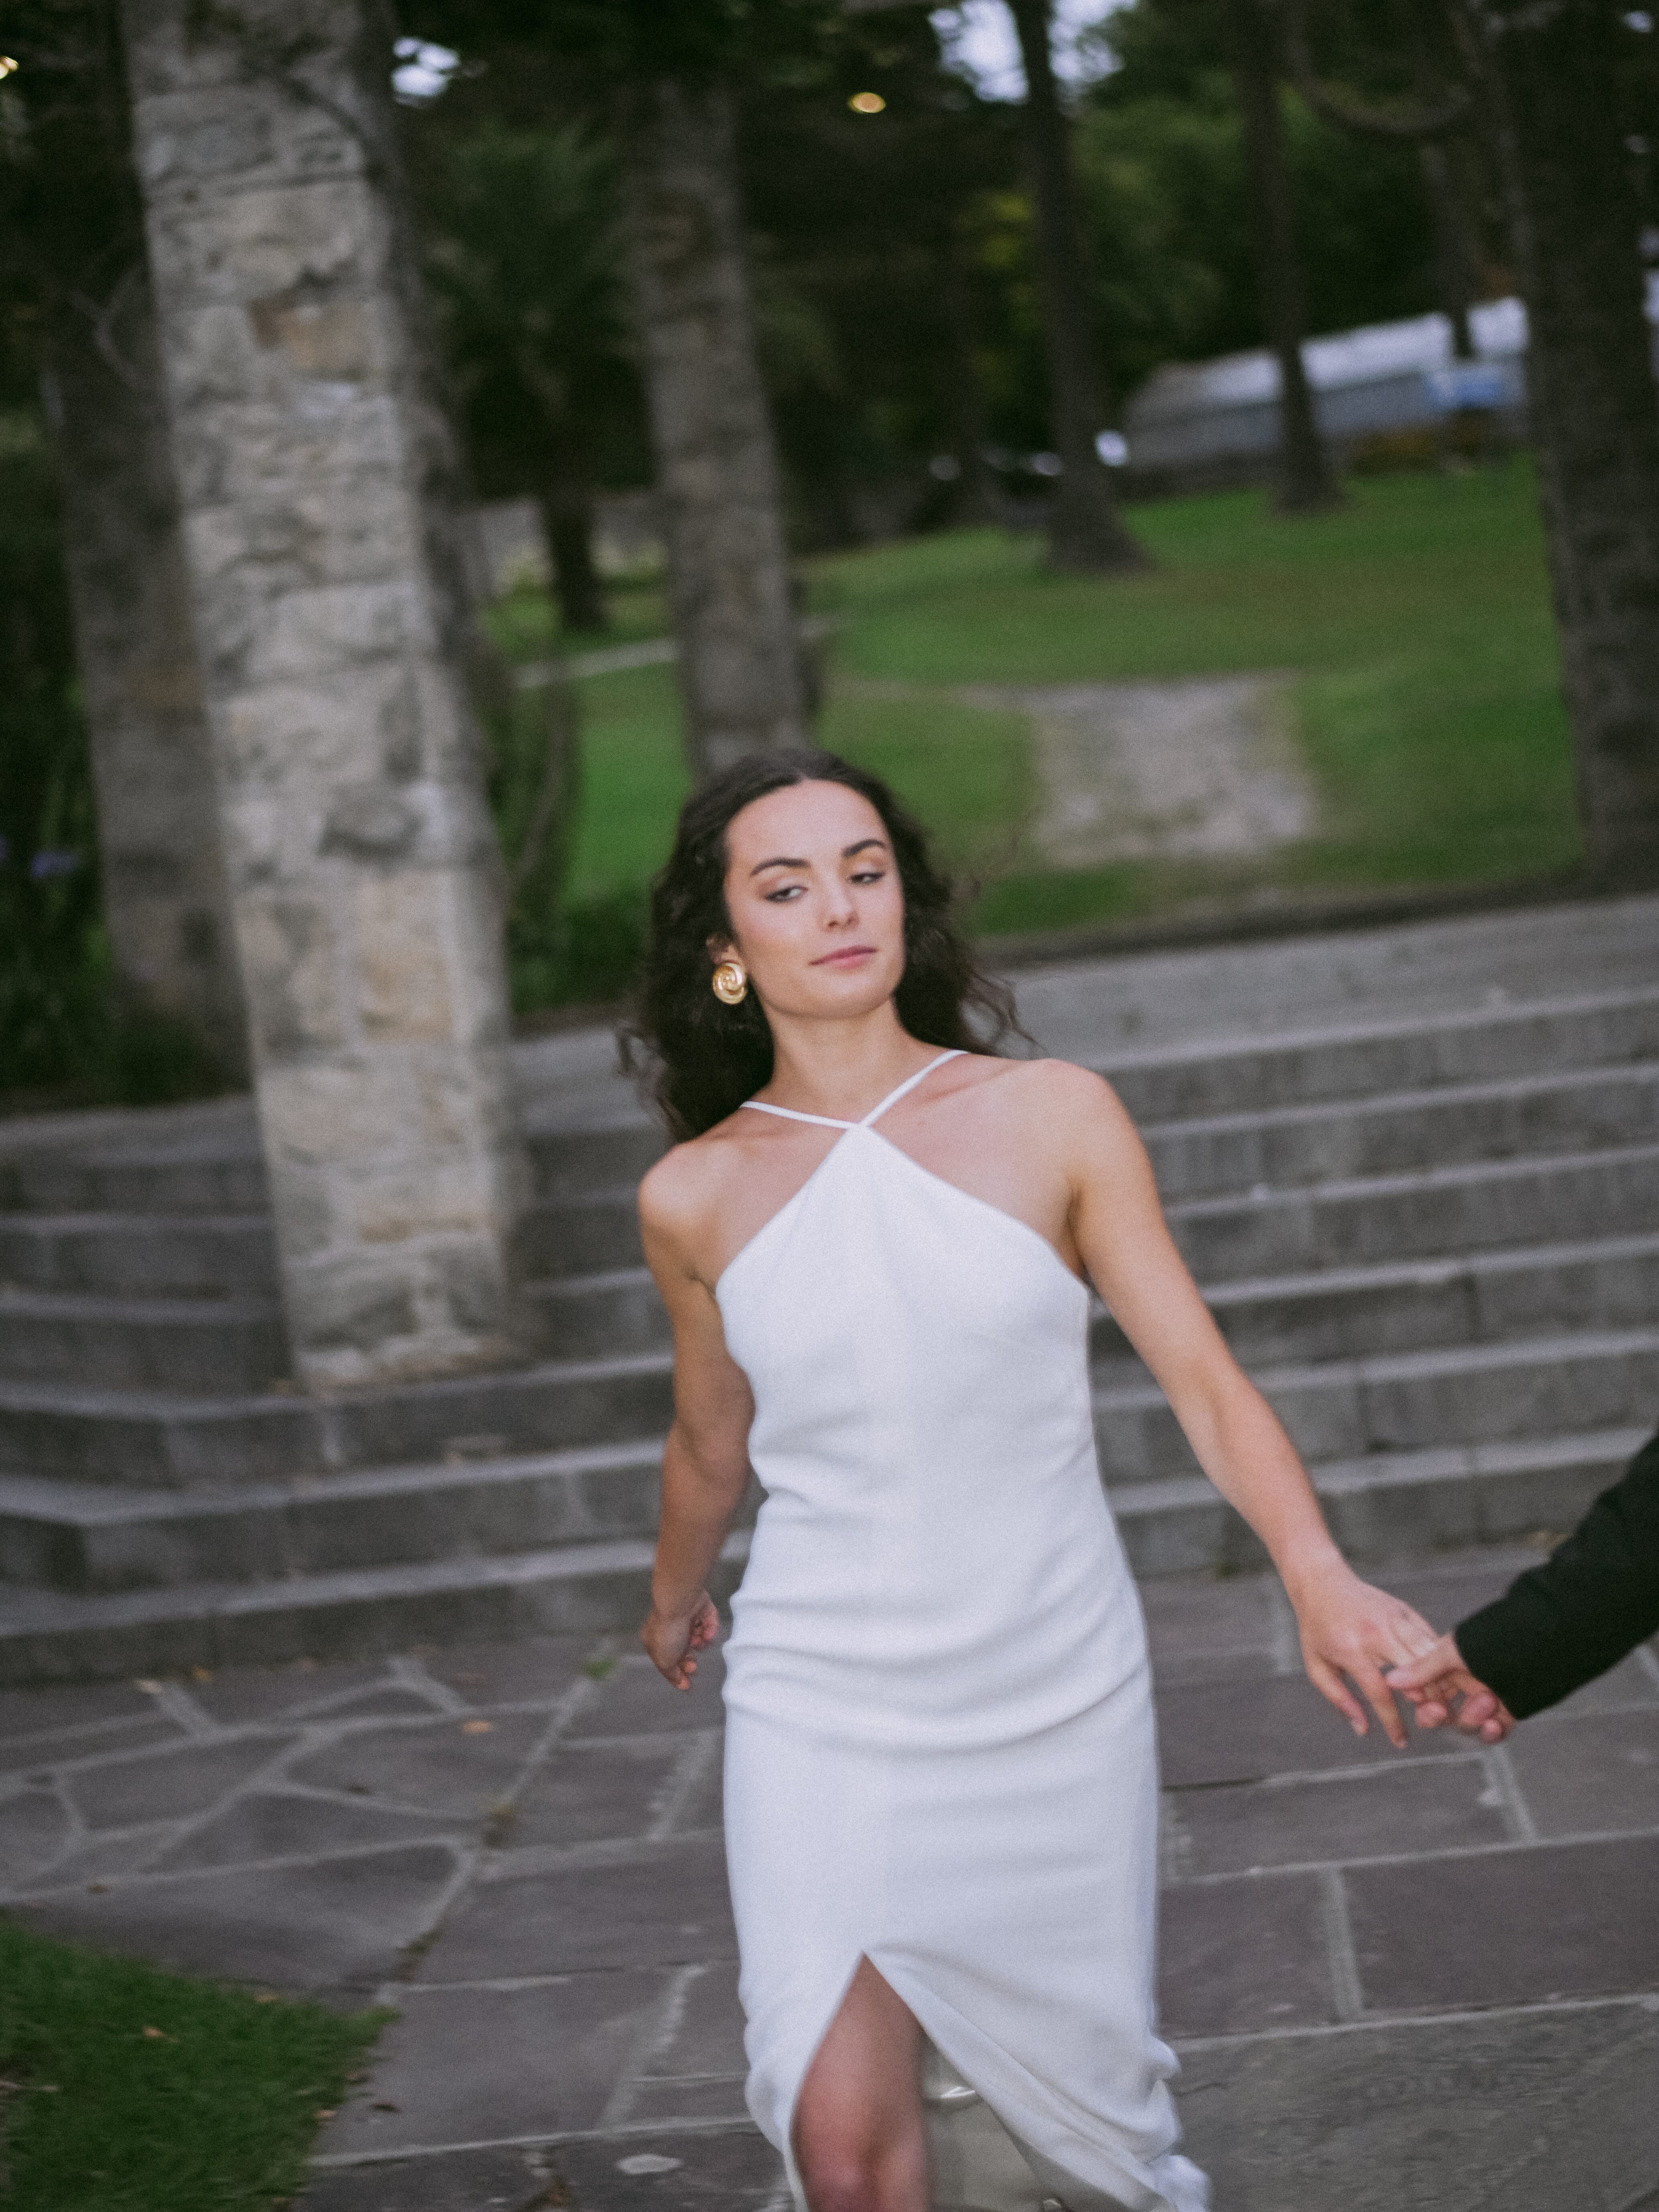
[706,933,735,966]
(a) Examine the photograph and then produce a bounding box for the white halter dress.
[714,1053,1208,2212]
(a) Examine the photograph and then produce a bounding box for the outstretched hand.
[1290,1558,1442,1749]
[641,1591,721,1690]
[1386,1633,1515,1743]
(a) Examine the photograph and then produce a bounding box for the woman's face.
[715,779,906,1022]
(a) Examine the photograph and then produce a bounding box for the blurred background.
[2,0,1656,1110]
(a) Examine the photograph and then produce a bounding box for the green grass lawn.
[498,463,1579,1000]
[0,1920,382,2211]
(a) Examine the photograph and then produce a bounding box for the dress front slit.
[715,1055,1208,2212]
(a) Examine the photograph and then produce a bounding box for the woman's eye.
[850,869,885,886]
[764,884,805,902]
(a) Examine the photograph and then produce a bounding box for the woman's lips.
[812,946,877,967]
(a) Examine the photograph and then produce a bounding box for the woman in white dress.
[630,753,1438,2212]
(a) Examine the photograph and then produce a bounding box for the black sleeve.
[1454,1430,1659,1720]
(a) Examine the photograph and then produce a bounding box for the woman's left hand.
[1288,1554,1442,1748]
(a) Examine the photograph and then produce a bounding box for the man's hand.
[1386,1633,1516,1743]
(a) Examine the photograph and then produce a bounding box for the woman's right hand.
[641,1591,721,1690]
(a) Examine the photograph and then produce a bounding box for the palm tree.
[421,121,635,635]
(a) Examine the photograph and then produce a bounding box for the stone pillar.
[121,0,536,1389]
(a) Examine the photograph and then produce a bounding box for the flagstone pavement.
[2,1541,1657,2212]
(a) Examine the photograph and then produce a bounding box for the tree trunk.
[1005,0,1148,572]
[20,2,247,1080]
[540,465,609,636]
[123,0,538,1389]
[1469,0,1659,881]
[617,77,811,777]
[1419,138,1478,357]
[939,224,1003,525]
[1227,0,1344,512]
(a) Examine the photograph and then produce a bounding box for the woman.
[631,751,1437,2212]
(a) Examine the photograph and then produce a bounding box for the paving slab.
[12,1842,462,1994]
[1506,1706,1659,1837]
[566,1650,729,1739]
[299,2143,555,2212]
[1156,1671,1471,1786]
[0,1711,184,1776]
[1346,1832,1659,2011]
[285,1711,553,1817]
[1167,1756,1514,1878]
[1174,1998,1659,2212]
[63,1731,287,1829]
[0,1548,1651,2209]
[1158,1871,1337,2038]
[0,1785,73,1884]
[553,2125,788,2209]
[416,1632,597,1711]
[508,1735,718,1852]
[426,1837,737,1982]
[150,1789,463,1872]
[317,1971,671,2153]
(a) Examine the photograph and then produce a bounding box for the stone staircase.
[1,895,1656,1685]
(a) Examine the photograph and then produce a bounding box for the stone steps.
[1,897,1655,1682]
[0,1211,276,1297]
[1098,1231,1659,1370]
[1093,1324,1659,1481]
[533,1229,1659,1369]
[517,1058,1659,1282]
[0,1436,673,1591]
[0,1285,287,1393]
[0,1426,1641,1684]
[1143,1061,1659,1199]
[0,1350,676,1489]
[0,1145,267,1219]
[1090,987,1659,1124]
[1167,1141,1659,1280]
[0,1315,1647,1603]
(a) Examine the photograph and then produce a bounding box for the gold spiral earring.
[711,959,749,1006]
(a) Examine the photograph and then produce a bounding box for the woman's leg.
[793,1957,930,2212]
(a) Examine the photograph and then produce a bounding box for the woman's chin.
[768,965,900,1019]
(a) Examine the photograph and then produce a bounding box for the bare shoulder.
[962,1055,1137,1139]
[637,1118,750,1247]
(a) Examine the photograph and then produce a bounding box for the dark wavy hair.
[621,750,1025,1140]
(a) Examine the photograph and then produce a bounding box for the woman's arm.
[1062,1067,1438,1745]
[637,1163,757,1688]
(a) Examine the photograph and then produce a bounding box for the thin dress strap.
[858,1049,963,1127]
[737,1049,963,1131]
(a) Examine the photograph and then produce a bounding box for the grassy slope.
[809,466,1577,933]
[513,464,1577,963]
[0,1920,381,2212]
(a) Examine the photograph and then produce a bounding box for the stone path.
[838,675,1317,872]
[3,1540,1657,2211]
[969,677,1316,870]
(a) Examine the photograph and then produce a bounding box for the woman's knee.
[797,2132,926,2212]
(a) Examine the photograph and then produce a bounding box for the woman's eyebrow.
[748,837,888,878]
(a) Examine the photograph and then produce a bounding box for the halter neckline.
[739,1049,963,1132]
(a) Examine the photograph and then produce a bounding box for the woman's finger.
[1351,1658,1408,1749]
[1305,1653,1369,1735]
